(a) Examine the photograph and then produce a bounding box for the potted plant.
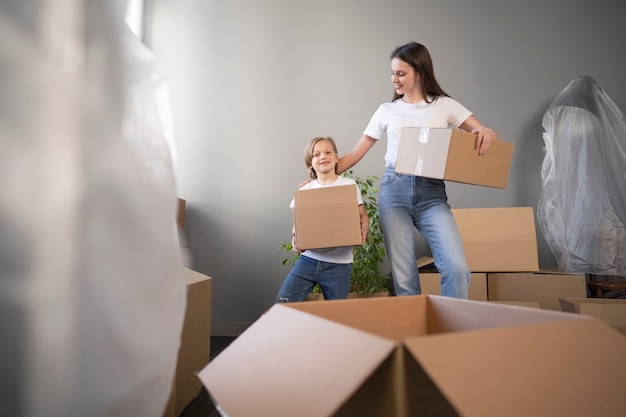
[278,170,389,298]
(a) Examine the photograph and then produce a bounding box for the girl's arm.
[358,204,369,244]
[291,224,303,253]
[337,135,377,174]
[459,115,499,156]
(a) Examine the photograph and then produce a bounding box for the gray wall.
[144,0,626,335]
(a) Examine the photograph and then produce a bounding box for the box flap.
[452,207,539,272]
[285,296,427,341]
[559,297,626,312]
[444,130,514,189]
[559,297,626,335]
[425,295,581,334]
[580,303,626,335]
[403,318,626,417]
[293,184,362,250]
[183,267,212,286]
[198,304,396,417]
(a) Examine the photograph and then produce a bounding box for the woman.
[337,42,499,298]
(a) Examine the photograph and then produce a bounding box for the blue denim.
[276,255,351,303]
[379,167,470,298]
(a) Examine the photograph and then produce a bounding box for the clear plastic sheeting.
[0,2,186,417]
[537,76,626,275]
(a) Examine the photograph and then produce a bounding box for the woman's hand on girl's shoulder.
[298,179,313,189]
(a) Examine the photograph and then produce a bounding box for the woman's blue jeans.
[276,255,351,302]
[379,167,470,298]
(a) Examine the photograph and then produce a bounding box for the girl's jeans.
[276,255,351,302]
[379,167,470,298]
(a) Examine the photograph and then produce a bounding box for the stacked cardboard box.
[163,268,213,417]
[198,295,626,416]
[451,207,588,310]
[177,198,186,229]
[419,272,487,301]
[488,271,587,310]
[448,207,626,334]
[451,207,539,272]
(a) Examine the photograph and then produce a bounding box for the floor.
[179,336,237,417]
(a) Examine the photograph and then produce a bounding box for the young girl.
[337,42,500,299]
[276,137,368,302]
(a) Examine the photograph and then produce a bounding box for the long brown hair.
[390,42,449,103]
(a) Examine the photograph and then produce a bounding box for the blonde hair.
[304,136,339,179]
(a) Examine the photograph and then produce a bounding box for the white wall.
[144,0,626,335]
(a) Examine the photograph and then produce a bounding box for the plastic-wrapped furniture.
[537,76,626,277]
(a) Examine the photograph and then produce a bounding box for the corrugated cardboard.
[559,297,626,335]
[488,272,587,310]
[452,207,539,272]
[489,300,542,309]
[394,127,514,189]
[293,184,362,250]
[163,268,212,417]
[198,295,626,417]
[419,272,487,301]
[177,198,186,229]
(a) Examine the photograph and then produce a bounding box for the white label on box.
[396,127,451,179]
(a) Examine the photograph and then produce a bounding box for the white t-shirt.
[364,96,473,167]
[290,176,363,264]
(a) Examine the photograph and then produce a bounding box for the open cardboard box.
[559,297,626,335]
[293,184,362,250]
[394,127,514,189]
[488,271,587,310]
[198,295,626,417]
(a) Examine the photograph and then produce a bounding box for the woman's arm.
[459,115,499,156]
[337,135,377,174]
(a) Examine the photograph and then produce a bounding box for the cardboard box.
[163,268,213,417]
[559,297,626,335]
[489,300,542,309]
[487,272,587,310]
[394,127,514,189]
[177,198,186,229]
[293,184,362,250]
[452,207,539,272]
[419,272,487,301]
[198,295,626,417]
